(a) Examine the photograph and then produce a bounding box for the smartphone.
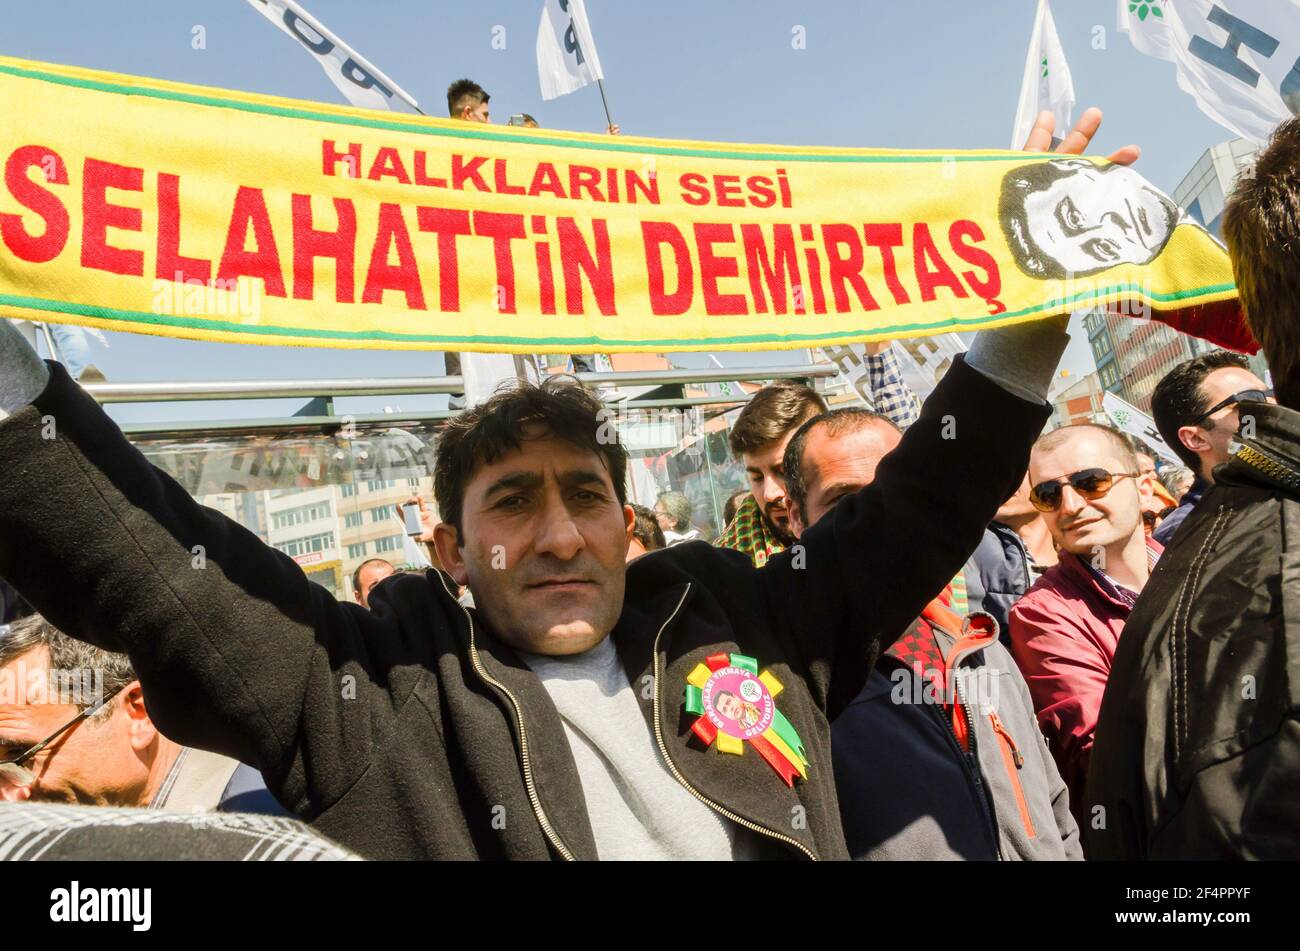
[507,114,526,127]
[402,504,424,536]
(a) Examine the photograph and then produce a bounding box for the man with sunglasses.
[0,614,282,813]
[1149,351,1273,547]
[1007,423,1160,832]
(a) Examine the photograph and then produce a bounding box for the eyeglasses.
[1029,468,1140,513]
[0,685,124,789]
[1192,388,1274,426]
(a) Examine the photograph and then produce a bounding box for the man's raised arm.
[764,107,1135,715]
[766,320,1061,715]
[0,321,405,816]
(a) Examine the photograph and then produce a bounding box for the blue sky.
[1,0,1236,423]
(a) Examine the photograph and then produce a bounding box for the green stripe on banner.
[730,653,758,674]
[0,282,1238,350]
[771,710,806,763]
[685,685,703,715]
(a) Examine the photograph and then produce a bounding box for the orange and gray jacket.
[834,607,1082,860]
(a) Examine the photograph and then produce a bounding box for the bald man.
[1008,423,1160,828]
[783,408,1080,861]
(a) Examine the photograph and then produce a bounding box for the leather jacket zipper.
[437,572,576,861]
[650,584,817,860]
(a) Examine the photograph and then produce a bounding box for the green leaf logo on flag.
[1128,1,1165,21]
[1041,57,1048,79]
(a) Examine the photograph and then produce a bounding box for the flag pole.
[596,78,614,130]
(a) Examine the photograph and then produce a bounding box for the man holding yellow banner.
[0,69,1198,860]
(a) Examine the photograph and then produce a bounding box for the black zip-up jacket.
[0,358,1047,860]
[1086,401,1300,859]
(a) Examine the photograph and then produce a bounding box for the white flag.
[1011,0,1076,149]
[1102,390,1182,464]
[1119,0,1300,145]
[537,0,605,101]
[246,0,420,113]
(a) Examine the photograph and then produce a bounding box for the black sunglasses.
[1192,388,1273,426]
[0,684,125,789]
[1030,467,1139,513]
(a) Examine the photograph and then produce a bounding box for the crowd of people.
[0,105,1296,862]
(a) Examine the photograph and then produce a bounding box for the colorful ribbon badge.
[684,652,809,786]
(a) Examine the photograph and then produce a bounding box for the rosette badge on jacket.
[684,652,808,787]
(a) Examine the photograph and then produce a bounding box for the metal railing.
[84,364,835,404]
[98,364,837,436]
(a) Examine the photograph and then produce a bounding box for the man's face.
[433,431,634,656]
[354,561,395,609]
[742,429,805,545]
[1029,430,1152,557]
[790,422,902,534]
[715,692,744,721]
[652,502,675,533]
[1023,163,1179,274]
[1183,366,1272,477]
[462,100,490,123]
[0,647,146,805]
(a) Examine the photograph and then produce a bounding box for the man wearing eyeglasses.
[1149,351,1273,547]
[0,614,282,814]
[1007,423,1160,832]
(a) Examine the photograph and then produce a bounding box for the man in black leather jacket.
[1087,117,1300,860]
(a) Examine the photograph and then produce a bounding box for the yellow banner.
[0,55,1245,354]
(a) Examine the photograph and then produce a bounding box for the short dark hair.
[351,558,394,596]
[629,504,665,552]
[433,375,628,537]
[520,113,539,128]
[0,614,135,719]
[1222,116,1300,409]
[1150,350,1251,473]
[728,380,827,458]
[999,158,1178,279]
[722,489,749,528]
[782,408,900,514]
[446,78,488,118]
[1032,422,1137,470]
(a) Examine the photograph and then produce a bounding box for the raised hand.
[1022,107,1140,166]
[396,495,437,544]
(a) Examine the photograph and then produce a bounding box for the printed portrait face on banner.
[999,158,1183,279]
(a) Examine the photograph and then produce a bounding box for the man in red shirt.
[1009,424,1159,828]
